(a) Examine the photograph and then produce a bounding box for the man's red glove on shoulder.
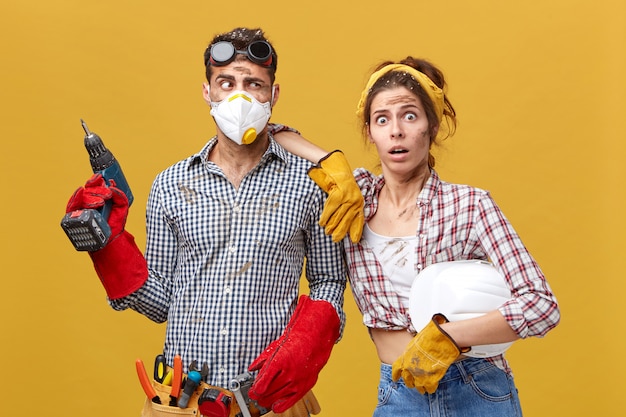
[66,174,148,299]
[248,295,340,413]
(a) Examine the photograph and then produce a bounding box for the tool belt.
[140,373,321,417]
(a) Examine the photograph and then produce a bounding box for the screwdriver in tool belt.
[154,354,167,384]
[178,370,202,408]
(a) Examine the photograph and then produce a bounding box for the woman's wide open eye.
[375,115,389,125]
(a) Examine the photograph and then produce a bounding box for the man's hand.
[248,295,340,413]
[66,174,147,299]
[66,174,129,239]
[307,151,364,243]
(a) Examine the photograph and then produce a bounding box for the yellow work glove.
[392,314,464,394]
[307,150,364,243]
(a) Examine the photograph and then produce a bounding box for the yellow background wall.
[1,1,624,415]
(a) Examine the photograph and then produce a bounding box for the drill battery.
[61,208,111,251]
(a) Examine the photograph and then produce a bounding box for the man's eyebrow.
[214,73,268,85]
[215,73,236,82]
[243,75,268,84]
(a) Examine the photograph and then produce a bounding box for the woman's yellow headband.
[356,64,444,123]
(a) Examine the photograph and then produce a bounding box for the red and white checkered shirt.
[345,168,560,372]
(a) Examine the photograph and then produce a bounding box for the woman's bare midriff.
[370,327,415,364]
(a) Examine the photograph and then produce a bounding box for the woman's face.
[367,86,434,176]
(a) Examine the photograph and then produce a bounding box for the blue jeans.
[373,358,523,417]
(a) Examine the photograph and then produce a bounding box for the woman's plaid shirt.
[344,168,560,372]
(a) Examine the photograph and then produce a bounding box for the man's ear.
[271,84,280,107]
[202,83,211,104]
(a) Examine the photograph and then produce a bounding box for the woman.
[274,57,560,416]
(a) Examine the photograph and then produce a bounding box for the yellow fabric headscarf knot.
[356,64,444,123]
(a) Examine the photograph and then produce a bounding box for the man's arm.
[247,179,347,413]
[108,175,175,322]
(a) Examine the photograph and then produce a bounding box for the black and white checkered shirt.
[111,136,347,387]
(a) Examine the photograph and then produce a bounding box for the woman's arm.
[441,310,520,348]
[273,130,329,163]
[272,126,365,243]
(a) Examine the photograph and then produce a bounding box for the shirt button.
[224,286,231,294]
[219,367,225,373]
[221,327,228,335]
[417,264,423,270]
[233,204,241,213]
[229,246,236,253]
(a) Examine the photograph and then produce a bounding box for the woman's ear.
[367,124,374,143]
[431,124,440,141]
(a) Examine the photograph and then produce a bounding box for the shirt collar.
[371,169,441,203]
[186,134,289,169]
[417,169,441,205]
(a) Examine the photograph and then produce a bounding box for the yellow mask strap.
[356,64,444,123]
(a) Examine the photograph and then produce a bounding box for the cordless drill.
[61,120,134,251]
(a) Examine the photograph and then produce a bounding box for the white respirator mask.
[209,88,273,145]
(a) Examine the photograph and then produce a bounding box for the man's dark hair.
[204,27,278,83]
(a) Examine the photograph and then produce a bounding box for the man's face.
[202,57,277,105]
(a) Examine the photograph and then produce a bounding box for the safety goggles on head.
[206,40,275,69]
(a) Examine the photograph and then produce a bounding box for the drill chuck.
[83,119,114,171]
[81,120,134,204]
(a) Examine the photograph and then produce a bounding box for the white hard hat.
[409,260,513,358]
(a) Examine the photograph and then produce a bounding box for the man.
[66,27,347,416]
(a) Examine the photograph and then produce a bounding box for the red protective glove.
[66,174,148,299]
[248,295,340,413]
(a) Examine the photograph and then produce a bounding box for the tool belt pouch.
[272,390,322,417]
[141,399,197,417]
[140,379,198,417]
[140,377,243,417]
[140,374,321,417]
